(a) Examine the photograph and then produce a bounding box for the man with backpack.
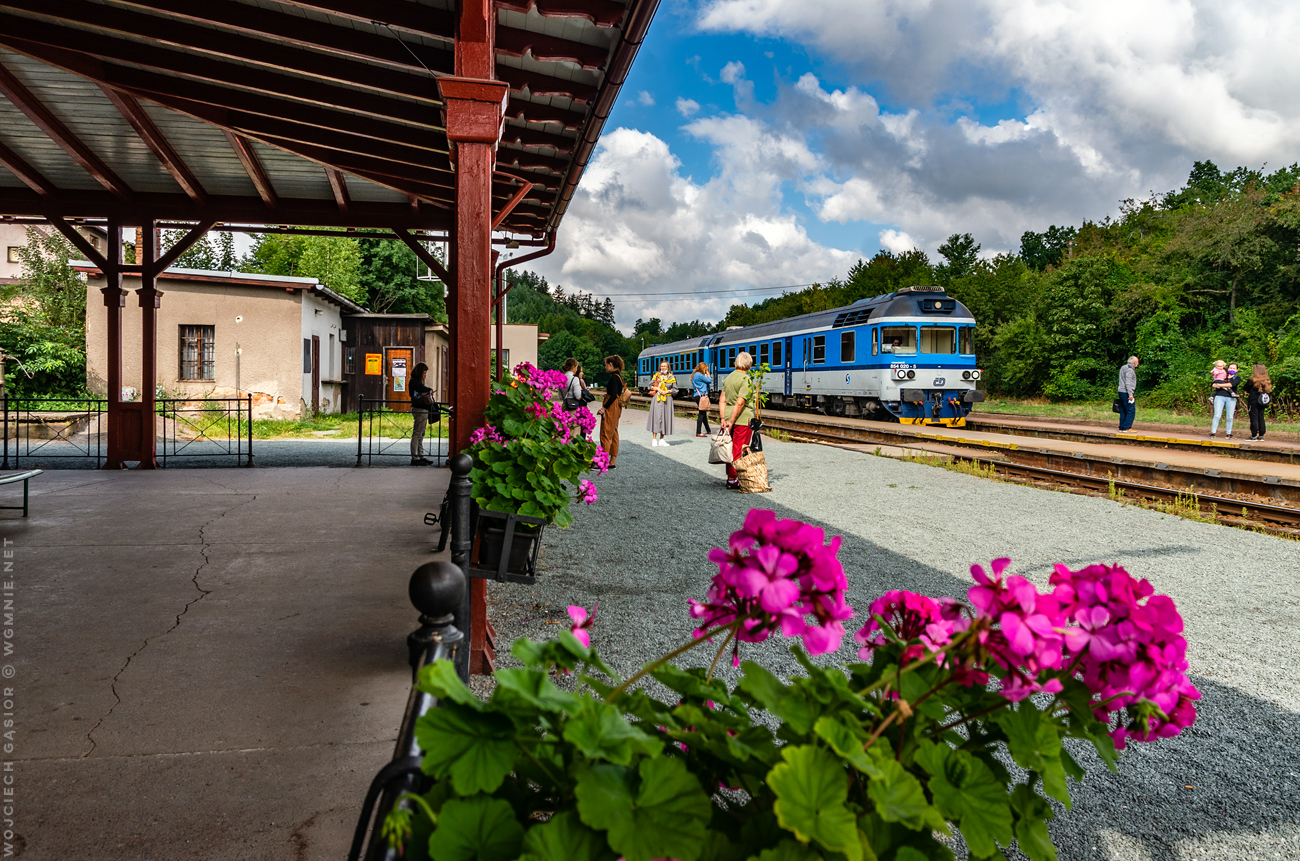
[596,355,629,468]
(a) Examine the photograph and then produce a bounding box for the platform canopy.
[0,0,656,238]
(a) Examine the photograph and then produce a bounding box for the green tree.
[357,236,447,321]
[241,232,364,302]
[934,234,981,285]
[0,228,87,396]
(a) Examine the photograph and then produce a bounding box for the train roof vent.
[832,308,875,328]
[896,285,946,294]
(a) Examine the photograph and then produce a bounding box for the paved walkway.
[2,466,448,860]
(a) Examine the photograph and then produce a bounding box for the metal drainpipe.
[492,234,556,380]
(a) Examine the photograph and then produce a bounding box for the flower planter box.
[468,507,547,584]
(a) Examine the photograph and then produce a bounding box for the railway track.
[623,395,1300,534]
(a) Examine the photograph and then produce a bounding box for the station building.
[79,264,362,418]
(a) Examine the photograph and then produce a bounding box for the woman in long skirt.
[646,359,675,446]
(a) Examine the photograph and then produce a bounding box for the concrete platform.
[0,465,449,860]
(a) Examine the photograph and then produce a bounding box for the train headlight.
[892,369,905,380]
[906,370,916,380]
[962,370,971,380]
[971,370,982,380]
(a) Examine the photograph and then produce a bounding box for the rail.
[356,397,451,467]
[157,396,254,467]
[347,560,466,861]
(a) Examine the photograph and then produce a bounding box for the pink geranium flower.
[568,604,596,647]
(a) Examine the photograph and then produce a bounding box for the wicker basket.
[733,445,771,493]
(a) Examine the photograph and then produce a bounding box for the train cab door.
[783,337,793,396]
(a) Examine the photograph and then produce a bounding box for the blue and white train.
[635,286,985,427]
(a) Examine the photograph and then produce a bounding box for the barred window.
[179,325,215,380]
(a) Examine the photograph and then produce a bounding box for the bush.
[1042,357,1115,401]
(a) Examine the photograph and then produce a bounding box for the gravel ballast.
[484,414,1300,861]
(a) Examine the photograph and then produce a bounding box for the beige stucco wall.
[301,290,346,413]
[492,324,540,371]
[84,274,331,419]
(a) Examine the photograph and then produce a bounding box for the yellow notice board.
[364,353,382,375]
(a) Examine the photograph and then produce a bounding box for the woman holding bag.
[718,351,754,489]
[692,362,713,437]
[596,355,626,468]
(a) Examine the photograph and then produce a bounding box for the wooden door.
[311,335,321,414]
[386,347,412,411]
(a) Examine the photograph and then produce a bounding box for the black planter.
[469,508,547,584]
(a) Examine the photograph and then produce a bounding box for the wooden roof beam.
[99,85,208,205]
[0,60,132,201]
[325,168,351,214]
[275,0,456,43]
[0,138,56,196]
[0,2,449,101]
[222,131,277,210]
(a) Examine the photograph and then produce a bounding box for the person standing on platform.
[409,361,434,465]
[1209,361,1239,438]
[1117,355,1139,432]
[596,355,624,468]
[646,360,675,446]
[692,362,713,437]
[1242,363,1273,441]
[562,358,581,410]
[718,351,755,490]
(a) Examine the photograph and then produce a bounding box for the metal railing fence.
[156,395,254,467]
[1,396,106,468]
[355,396,451,466]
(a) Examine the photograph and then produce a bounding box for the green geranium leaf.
[766,745,861,861]
[575,758,711,861]
[416,660,484,710]
[1010,785,1058,861]
[922,746,1013,858]
[861,812,954,861]
[813,715,871,771]
[746,839,826,861]
[491,668,580,716]
[517,810,616,861]
[415,705,517,796]
[650,664,733,707]
[427,795,524,861]
[737,663,816,735]
[994,706,1070,808]
[563,698,659,764]
[862,748,948,835]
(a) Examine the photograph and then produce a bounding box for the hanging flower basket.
[468,508,547,584]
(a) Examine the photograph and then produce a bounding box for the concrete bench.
[0,470,42,517]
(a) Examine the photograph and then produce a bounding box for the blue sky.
[523,0,1300,330]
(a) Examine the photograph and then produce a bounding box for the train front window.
[872,328,879,356]
[841,331,855,363]
[760,343,770,366]
[880,327,916,354]
[959,327,974,355]
[920,326,957,354]
[812,335,826,364]
[773,341,783,366]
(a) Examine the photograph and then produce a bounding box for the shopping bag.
[708,432,734,464]
[733,445,772,493]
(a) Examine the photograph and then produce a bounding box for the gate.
[355,396,451,466]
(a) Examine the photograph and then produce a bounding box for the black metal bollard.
[406,560,466,680]
[448,452,474,682]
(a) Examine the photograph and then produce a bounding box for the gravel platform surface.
[484,412,1300,861]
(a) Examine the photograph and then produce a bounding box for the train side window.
[812,335,825,364]
[880,326,916,354]
[920,326,956,354]
[729,346,737,365]
[773,341,783,366]
[841,331,855,363]
[760,342,770,366]
[872,328,879,356]
[959,328,974,354]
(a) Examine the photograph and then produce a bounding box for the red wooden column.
[101,222,129,470]
[136,221,161,468]
[443,0,507,674]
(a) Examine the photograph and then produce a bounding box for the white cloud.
[676,97,700,117]
[696,0,1300,251]
[878,229,918,254]
[636,90,655,106]
[529,129,856,330]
